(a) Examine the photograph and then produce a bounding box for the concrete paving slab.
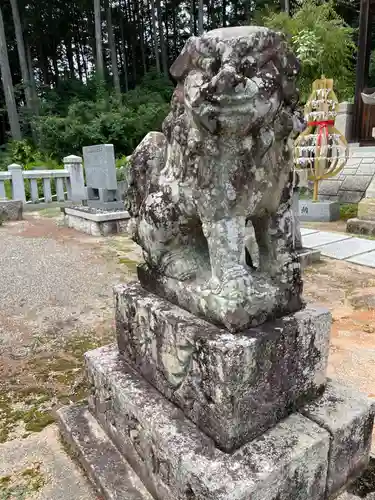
[302,231,352,249]
[347,250,375,269]
[300,228,320,236]
[0,425,96,499]
[318,238,375,260]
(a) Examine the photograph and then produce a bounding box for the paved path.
[302,228,375,267]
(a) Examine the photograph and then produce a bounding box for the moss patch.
[0,463,45,499]
[0,331,113,443]
[118,257,138,273]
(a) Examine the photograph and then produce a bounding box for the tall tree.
[198,0,204,34]
[0,5,22,140]
[150,0,161,73]
[156,0,168,75]
[9,0,33,112]
[94,0,104,80]
[106,0,121,95]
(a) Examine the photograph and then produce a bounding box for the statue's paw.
[207,265,253,299]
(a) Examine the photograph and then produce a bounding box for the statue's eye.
[240,61,257,79]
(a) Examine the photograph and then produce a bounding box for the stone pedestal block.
[115,283,331,451]
[57,345,374,500]
[358,198,375,221]
[299,200,340,222]
[346,218,375,236]
[0,199,23,221]
[301,382,375,498]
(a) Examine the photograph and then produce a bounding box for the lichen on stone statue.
[126,26,305,332]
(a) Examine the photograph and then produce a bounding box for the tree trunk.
[106,0,121,95]
[26,42,39,115]
[65,38,75,77]
[139,13,147,74]
[150,0,160,73]
[198,0,204,34]
[284,0,290,15]
[119,7,129,91]
[9,0,33,112]
[222,0,227,26]
[156,0,168,75]
[0,6,22,140]
[94,0,104,80]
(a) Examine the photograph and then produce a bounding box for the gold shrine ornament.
[294,77,349,201]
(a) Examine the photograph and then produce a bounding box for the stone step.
[82,344,333,500]
[57,404,154,500]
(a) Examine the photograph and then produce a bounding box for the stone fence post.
[8,163,26,202]
[334,102,354,142]
[63,155,86,203]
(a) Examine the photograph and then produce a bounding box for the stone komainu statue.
[126,26,304,332]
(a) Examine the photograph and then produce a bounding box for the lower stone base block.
[347,217,375,237]
[57,345,374,500]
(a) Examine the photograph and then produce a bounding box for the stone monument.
[62,145,130,235]
[83,143,123,209]
[58,27,374,499]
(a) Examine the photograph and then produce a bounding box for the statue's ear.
[170,37,198,81]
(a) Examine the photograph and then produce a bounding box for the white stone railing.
[0,155,86,205]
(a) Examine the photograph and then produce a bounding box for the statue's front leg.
[202,216,251,292]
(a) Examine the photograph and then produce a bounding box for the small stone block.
[85,344,330,500]
[299,200,340,222]
[0,199,23,221]
[301,381,375,498]
[115,283,331,451]
[57,404,154,500]
[347,218,375,237]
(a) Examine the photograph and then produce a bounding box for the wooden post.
[353,0,371,142]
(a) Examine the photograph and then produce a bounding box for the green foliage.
[32,73,173,159]
[340,203,358,220]
[263,0,356,102]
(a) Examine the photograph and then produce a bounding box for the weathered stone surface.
[358,199,375,221]
[84,344,330,500]
[339,191,363,204]
[57,404,154,500]
[299,200,340,222]
[126,26,304,332]
[83,144,117,191]
[341,175,372,192]
[347,218,375,237]
[0,199,23,221]
[63,211,129,236]
[301,381,375,498]
[318,180,341,196]
[115,282,330,451]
